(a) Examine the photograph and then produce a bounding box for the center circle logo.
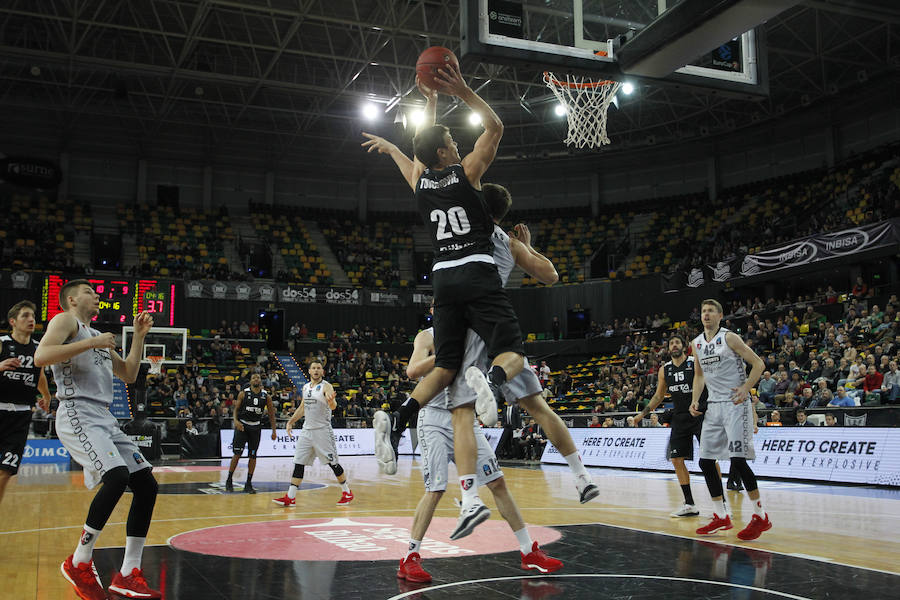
[169,517,562,561]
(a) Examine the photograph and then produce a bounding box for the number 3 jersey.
[415,164,495,268]
[692,328,747,403]
[0,335,41,407]
[301,380,332,430]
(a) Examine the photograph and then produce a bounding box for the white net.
[147,356,164,376]
[544,72,621,149]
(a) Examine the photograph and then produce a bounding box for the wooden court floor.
[2,455,898,599]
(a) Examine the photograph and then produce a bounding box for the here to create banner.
[540,427,900,486]
[220,428,374,458]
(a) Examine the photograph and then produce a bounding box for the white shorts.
[699,400,755,461]
[56,399,150,489]
[417,406,502,493]
[293,427,339,466]
[446,330,543,410]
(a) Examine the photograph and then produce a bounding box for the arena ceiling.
[1,0,899,167]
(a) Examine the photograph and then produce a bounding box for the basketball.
[416,46,459,91]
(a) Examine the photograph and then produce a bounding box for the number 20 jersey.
[415,164,495,267]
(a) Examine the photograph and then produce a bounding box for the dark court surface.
[93,522,899,600]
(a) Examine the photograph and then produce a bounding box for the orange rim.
[543,71,617,88]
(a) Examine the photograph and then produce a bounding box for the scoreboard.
[42,276,176,326]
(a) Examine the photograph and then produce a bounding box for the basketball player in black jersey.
[0,300,51,505]
[637,335,705,517]
[226,373,276,493]
[363,66,526,537]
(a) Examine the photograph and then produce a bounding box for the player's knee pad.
[329,463,344,478]
[128,467,158,499]
[292,464,305,479]
[698,458,724,497]
[101,465,131,494]
[729,457,758,492]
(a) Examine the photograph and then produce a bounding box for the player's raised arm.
[725,332,765,405]
[434,64,503,187]
[508,224,558,285]
[690,358,705,416]
[406,329,436,379]
[112,312,153,384]
[638,365,668,422]
[361,133,424,191]
[35,312,106,367]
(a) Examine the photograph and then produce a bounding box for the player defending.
[273,361,353,507]
[690,299,772,541]
[399,325,562,582]
[363,67,526,534]
[0,300,52,505]
[636,334,705,517]
[35,280,161,599]
[226,372,276,493]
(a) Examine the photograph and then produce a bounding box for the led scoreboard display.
[43,276,176,326]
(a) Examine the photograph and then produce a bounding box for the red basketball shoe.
[336,491,354,506]
[737,513,772,541]
[521,542,564,573]
[397,552,432,583]
[272,494,296,507]
[696,513,733,535]
[60,556,107,600]
[108,567,162,599]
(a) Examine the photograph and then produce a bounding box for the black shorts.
[668,412,703,461]
[232,426,262,458]
[0,410,32,475]
[432,262,524,370]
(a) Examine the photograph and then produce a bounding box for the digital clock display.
[43,276,176,326]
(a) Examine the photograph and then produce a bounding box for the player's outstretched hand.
[416,74,437,102]
[0,357,22,371]
[433,63,469,97]
[133,311,154,336]
[361,132,397,155]
[90,333,117,350]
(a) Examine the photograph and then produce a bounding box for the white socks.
[459,475,478,505]
[514,528,533,555]
[714,499,727,517]
[340,482,351,494]
[287,484,299,500]
[406,539,422,559]
[753,498,765,517]
[121,536,146,576]
[73,525,102,565]
[563,452,589,478]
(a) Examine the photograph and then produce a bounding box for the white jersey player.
[396,324,562,583]
[35,279,161,599]
[273,360,353,507]
[691,298,772,541]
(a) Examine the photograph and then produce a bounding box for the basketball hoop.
[147,356,164,376]
[544,72,621,149]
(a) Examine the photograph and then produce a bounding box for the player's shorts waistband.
[239,420,261,427]
[432,254,495,271]
[0,402,32,412]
